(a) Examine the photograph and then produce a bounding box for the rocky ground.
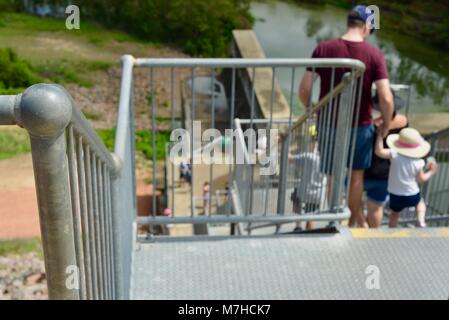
[66,64,210,131]
[66,62,198,131]
[0,253,47,300]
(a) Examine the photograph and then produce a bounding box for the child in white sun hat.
[375,127,438,227]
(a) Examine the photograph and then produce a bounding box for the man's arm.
[299,70,314,109]
[375,78,394,137]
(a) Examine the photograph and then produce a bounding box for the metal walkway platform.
[131,228,449,300]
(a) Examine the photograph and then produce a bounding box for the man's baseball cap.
[348,5,376,32]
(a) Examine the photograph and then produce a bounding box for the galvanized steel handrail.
[0,84,123,300]
[287,72,356,134]
[133,57,365,231]
[71,106,116,170]
[0,88,115,170]
[135,57,366,70]
[0,67,138,299]
[421,128,449,226]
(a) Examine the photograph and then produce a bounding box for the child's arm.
[417,158,438,183]
[374,131,391,160]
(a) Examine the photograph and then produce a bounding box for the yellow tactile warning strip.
[351,228,449,238]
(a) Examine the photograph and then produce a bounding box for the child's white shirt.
[387,150,425,196]
[292,152,324,203]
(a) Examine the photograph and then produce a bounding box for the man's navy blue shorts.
[352,124,375,170]
[319,124,375,174]
[389,193,421,212]
[364,178,389,205]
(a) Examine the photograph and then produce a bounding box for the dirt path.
[0,154,40,239]
[0,152,166,240]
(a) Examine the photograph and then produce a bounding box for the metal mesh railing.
[65,114,117,300]
[133,58,365,230]
[232,71,362,233]
[418,128,449,226]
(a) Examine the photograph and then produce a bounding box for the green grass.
[37,60,113,88]
[83,111,102,121]
[0,13,134,89]
[0,127,30,160]
[96,128,171,161]
[0,12,143,44]
[0,238,43,257]
[0,87,24,94]
[0,126,172,161]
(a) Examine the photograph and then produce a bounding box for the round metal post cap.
[18,84,72,137]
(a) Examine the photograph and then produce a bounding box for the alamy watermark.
[366,5,380,30]
[65,265,80,290]
[365,265,380,290]
[65,5,80,30]
[169,121,279,176]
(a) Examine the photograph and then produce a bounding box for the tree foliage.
[18,0,254,57]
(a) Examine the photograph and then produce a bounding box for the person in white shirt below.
[375,127,438,228]
[288,125,324,231]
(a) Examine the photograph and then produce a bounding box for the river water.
[250,1,449,117]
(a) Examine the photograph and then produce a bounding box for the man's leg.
[348,124,375,228]
[348,169,368,227]
[305,221,315,230]
[367,200,384,228]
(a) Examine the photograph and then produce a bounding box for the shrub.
[27,0,254,57]
[0,48,42,91]
[96,128,171,161]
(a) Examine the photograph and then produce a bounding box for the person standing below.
[179,161,189,187]
[289,125,324,231]
[202,181,210,215]
[375,128,438,227]
[363,91,408,227]
[299,5,394,227]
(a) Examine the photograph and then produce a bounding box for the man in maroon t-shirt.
[299,5,394,227]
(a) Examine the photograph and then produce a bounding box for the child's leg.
[389,210,400,228]
[415,200,427,227]
[293,201,302,229]
[305,221,315,230]
[304,203,319,230]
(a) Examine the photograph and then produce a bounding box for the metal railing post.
[329,74,353,212]
[110,154,124,300]
[276,134,289,215]
[17,84,78,299]
[422,131,438,200]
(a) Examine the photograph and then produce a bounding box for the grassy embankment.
[0,238,43,256]
[0,13,173,161]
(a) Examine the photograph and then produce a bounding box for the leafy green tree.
[22,0,254,56]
